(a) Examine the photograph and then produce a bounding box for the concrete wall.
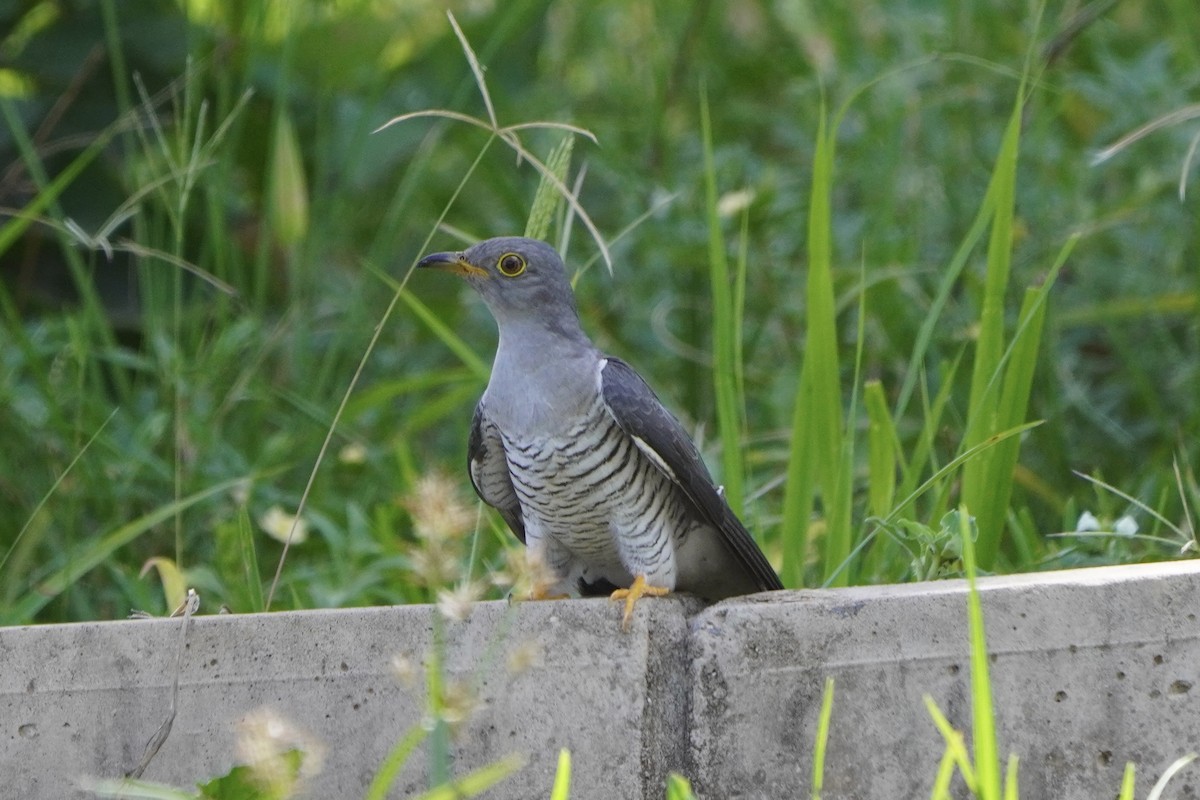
[3,561,1199,799]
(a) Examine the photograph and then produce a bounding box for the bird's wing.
[598,358,782,591]
[468,401,526,543]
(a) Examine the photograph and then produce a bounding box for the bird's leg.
[610,574,670,630]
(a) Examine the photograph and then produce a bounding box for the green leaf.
[198,751,305,799]
[139,556,188,613]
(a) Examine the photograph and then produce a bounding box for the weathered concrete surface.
[1,596,697,800]
[4,562,1200,799]
[689,561,1200,799]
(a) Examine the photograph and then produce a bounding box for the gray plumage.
[419,236,782,601]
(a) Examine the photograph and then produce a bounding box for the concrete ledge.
[3,562,1199,799]
[690,561,1200,799]
[1,597,699,799]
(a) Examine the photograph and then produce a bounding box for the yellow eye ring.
[497,252,526,277]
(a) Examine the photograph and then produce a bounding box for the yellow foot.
[610,574,670,630]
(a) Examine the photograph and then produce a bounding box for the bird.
[418,236,783,626]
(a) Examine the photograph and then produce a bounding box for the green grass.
[1,2,1198,626]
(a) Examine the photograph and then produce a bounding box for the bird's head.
[418,237,582,331]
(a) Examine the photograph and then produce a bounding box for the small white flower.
[1075,511,1100,532]
[259,505,309,545]
[1114,515,1139,536]
[717,188,755,218]
[338,442,367,465]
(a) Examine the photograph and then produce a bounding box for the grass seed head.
[404,471,475,545]
[436,581,484,622]
[235,708,324,795]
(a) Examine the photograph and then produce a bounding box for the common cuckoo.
[419,237,783,624]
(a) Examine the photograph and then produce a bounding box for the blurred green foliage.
[1,0,1197,623]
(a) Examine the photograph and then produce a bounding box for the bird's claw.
[610,574,670,630]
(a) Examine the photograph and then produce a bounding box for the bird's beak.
[417,251,489,278]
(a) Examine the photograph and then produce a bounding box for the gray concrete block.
[6,561,1199,800]
[689,561,1200,799]
[1,596,698,800]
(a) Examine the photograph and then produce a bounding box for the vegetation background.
[1,0,1197,625]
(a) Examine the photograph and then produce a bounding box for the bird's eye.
[497,253,526,277]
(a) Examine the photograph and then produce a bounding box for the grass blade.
[811,677,835,799]
[924,695,976,790]
[930,748,958,800]
[865,380,899,518]
[237,506,265,613]
[549,748,571,800]
[893,186,995,422]
[700,85,745,515]
[0,99,115,259]
[780,99,842,586]
[365,726,430,800]
[1117,763,1136,800]
[1003,755,1019,800]
[960,92,1023,569]
[967,231,1075,568]
[410,752,526,800]
[960,505,1001,799]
